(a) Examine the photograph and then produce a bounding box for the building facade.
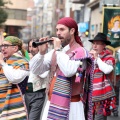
[31,0,65,38]
[70,0,120,38]
[4,0,34,43]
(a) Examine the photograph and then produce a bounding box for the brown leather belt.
[49,93,80,102]
[71,95,80,102]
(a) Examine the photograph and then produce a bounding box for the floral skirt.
[93,97,116,116]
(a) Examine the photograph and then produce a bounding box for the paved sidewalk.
[108,88,120,120]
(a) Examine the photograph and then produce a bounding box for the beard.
[58,36,71,47]
[30,51,37,56]
[61,39,70,47]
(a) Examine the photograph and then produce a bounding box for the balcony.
[87,0,100,8]
[70,0,89,4]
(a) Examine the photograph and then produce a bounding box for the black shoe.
[113,112,118,117]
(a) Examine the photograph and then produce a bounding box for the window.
[15,10,22,20]
[91,25,95,31]
[100,23,102,32]
[6,9,15,19]
[96,24,98,34]
[6,9,27,20]
[74,10,80,23]
[60,0,63,4]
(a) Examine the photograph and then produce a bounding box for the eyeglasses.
[0,44,15,49]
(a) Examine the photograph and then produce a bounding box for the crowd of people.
[0,17,120,120]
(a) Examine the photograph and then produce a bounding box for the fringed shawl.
[0,52,29,120]
[92,50,116,116]
[92,50,115,102]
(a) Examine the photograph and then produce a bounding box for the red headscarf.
[57,17,83,46]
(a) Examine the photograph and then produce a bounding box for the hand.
[89,50,98,59]
[52,37,61,50]
[28,53,33,59]
[115,58,118,63]
[38,37,49,55]
[0,52,5,64]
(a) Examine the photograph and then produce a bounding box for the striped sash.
[0,52,29,120]
[47,75,71,120]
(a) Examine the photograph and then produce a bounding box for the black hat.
[89,32,111,45]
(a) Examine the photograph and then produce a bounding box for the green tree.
[0,0,9,25]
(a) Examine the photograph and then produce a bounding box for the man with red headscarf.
[30,17,94,120]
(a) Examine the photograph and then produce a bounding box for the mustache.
[58,36,64,39]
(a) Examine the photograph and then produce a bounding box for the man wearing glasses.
[0,36,29,120]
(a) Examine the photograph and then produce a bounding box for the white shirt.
[1,62,29,84]
[117,49,120,61]
[28,71,49,83]
[30,45,113,77]
[30,45,80,77]
[96,57,113,74]
[28,71,49,91]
